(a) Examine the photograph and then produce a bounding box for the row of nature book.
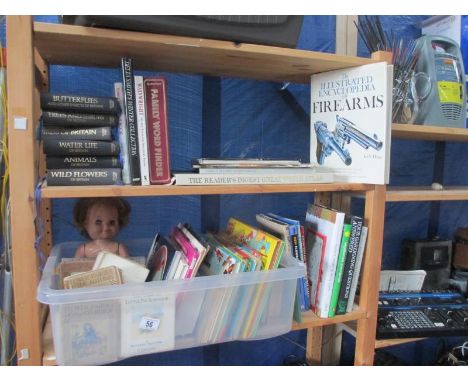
[42,57,171,186]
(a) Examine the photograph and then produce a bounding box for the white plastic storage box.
[38,241,305,365]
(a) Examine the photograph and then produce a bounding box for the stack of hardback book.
[172,158,334,186]
[304,203,368,318]
[41,92,123,186]
[116,57,172,185]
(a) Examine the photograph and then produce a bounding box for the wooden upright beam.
[354,185,386,365]
[6,15,43,365]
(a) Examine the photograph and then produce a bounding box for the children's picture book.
[304,204,345,318]
[226,217,285,270]
[310,61,392,184]
[120,293,175,358]
[59,300,120,365]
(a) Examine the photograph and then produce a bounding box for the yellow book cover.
[226,217,284,270]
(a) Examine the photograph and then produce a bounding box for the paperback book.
[120,294,175,358]
[310,61,392,184]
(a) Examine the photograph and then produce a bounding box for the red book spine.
[144,77,171,184]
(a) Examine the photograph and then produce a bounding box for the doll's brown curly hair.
[73,197,131,238]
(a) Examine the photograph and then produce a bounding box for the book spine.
[114,82,132,184]
[328,223,351,317]
[43,139,120,156]
[300,225,310,309]
[335,216,364,315]
[121,57,141,184]
[46,168,122,186]
[41,126,113,141]
[144,77,171,185]
[40,93,121,114]
[134,75,150,185]
[346,226,368,313]
[46,156,121,169]
[174,172,333,186]
[42,110,118,127]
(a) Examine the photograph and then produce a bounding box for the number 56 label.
[139,316,160,332]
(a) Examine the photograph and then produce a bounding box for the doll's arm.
[119,243,130,258]
[75,244,86,258]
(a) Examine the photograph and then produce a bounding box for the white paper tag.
[14,117,27,130]
[139,316,160,332]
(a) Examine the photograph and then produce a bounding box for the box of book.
[38,241,305,365]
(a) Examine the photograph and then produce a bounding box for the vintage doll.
[73,197,131,258]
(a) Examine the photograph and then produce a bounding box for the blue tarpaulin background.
[1,15,468,365]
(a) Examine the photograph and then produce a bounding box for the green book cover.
[328,223,352,317]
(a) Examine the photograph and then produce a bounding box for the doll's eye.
[109,220,116,226]
[94,219,102,225]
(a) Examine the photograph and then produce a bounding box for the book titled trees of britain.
[310,62,392,185]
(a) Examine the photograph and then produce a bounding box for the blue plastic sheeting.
[37,15,335,365]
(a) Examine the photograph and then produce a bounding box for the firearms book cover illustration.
[310,62,392,184]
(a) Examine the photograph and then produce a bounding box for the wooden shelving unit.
[6,16,386,366]
[341,122,468,354]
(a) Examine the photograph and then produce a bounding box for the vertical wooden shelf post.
[354,185,386,365]
[6,15,43,365]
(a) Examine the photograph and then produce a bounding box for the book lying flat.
[63,265,123,289]
[40,93,121,114]
[173,171,333,186]
[193,158,304,168]
[92,251,149,283]
[197,166,317,174]
[57,258,96,288]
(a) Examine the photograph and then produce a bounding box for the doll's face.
[84,203,120,240]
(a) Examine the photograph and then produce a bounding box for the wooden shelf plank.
[40,182,373,199]
[291,308,366,331]
[34,22,373,84]
[386,186,468,202]
[374,337,426,349]
[392,123,468,142]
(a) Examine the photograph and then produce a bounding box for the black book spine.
[46,168,122,186]
[41,126,113,141]
[121,57,140,184]
[46,156,122,169]
[335,215,363,315]
[43,139,120,156]
[40,93,121,114]
[42,110,119,127]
